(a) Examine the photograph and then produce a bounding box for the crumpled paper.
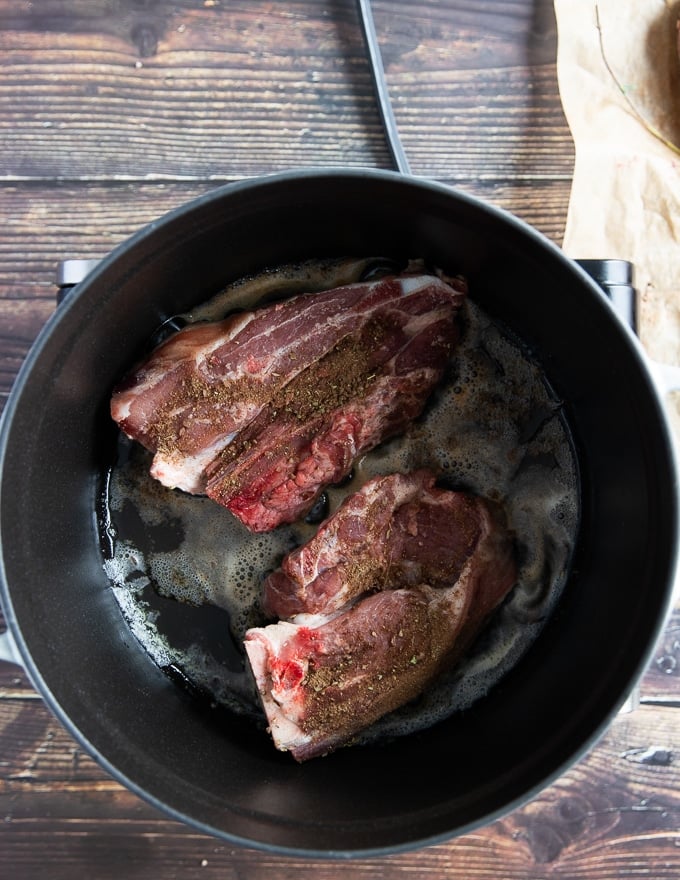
[554,0,680,442]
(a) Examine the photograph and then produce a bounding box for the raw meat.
[205,314,456,531]
[245,475,517,760]
[262,470,486,617]
[110,271,465,529]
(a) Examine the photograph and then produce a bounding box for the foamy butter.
[103,257,579,741]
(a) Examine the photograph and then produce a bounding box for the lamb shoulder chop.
[245,471,517,761]
[110,270,465,531]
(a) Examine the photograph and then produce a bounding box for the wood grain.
[0,177,573,404]
[0,0,573,182]
[0,0,678,877]
[1,699,679,878]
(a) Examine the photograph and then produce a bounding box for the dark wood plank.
[0,177,573,405]
[1,0,678,877]
[0,0,573,182]
[1,699,679,878]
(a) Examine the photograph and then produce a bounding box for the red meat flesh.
[205,312,455,531]
[262,470,485,617]
[110,271,465,526]
[244,476,517,761]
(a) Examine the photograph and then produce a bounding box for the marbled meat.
[262,469,486,618]
[110,272,465,531]
[245,471,517,761]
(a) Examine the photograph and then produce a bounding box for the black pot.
[0,169,677,856]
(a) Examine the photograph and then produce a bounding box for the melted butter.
[102,257,579,739]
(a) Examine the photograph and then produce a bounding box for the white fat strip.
[250,619,301,650]
[244,627,312,751]
[193,311,256,367]
[266,709,310,753]
[150,431,236,492]
[111,397,132,423]
[401,305,457,336]
[288,609,345,627]
[151,455,207,493]
[397,274,439,295]
[234,275,445,375]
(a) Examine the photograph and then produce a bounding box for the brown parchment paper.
[554,0,680,444]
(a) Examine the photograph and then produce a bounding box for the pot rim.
[0,166,678,857]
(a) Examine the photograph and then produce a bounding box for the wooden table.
[1,1,679,877]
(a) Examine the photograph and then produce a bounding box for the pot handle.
[574,260,680,393]
[649,360,680,395]
[0,626,23,668]
[356,0,411,176]
[56,258,100,303]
